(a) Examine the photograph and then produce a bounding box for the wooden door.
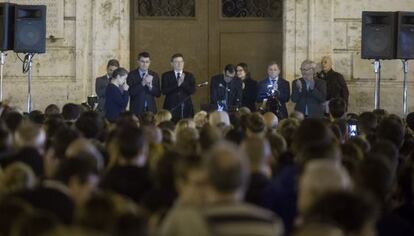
[130,0,283,111]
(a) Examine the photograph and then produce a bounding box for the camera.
[347,118,358,137]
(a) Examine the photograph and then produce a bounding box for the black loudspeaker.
[361,11,397,59]
[397,12,414,59]
[14,5,46,53]
[0,3,15,51]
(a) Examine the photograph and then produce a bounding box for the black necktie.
[176,72,181,80]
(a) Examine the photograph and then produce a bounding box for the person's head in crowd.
[44,104,60,117]
[225,127,245,145]
[277,118,300,149]
[0,197,33,236]
[296,142,342,173]
[301,60,317,79]
[397,158,414,210]
[266,132,289,172]
[111,67,128,88]
[65,138,105,173]
[238,106,251,116]
[267,61,281,80]
[174,155,208,206]
[298,159,352,214]
[117,111,140,127]
[246,112,266,137]
[263,112,279,131]
[44,127,81,178]
[236,62,250,80]
[137,51,151,71]
[303,191,378,236]
[329,98,346,120]
[333,119,348,142]
[348,136,370,154]
[376,117,405,149]
[341,142,364,179]
[293,223,345,236]
[75,111,105,140]
[10,209,60,236]
[321,56,333,73]
[370,139,399,180]
[175,118,196,134]
[223,64,236,80]
[209,111,230,131]
[3,111,23,133]
[241,136,272,177]
[355,153,393,208]
[157,120,176,132]
[161,128,176,148]
[75,192,118,233]
[106,59,120,78]
[199,124,222,152]
[0,162,37,194]
[142,125,162,145]
[291,118,335,155]
[372,108,388,124]
[229,111,242,129]
[289,110,305,122]
[155,109,172,126]
[203,141,249,202]
[54,157,98,206]
[175,127,199,157]
[330,123,344,144]
[28,110,45,125]
[61,103,81,123]
[114,125,147,167]
[358,112,377,136]
[140,111,155,126]
[14,121,46,154]
[171,53,185,71]
[43,116,66,148]
[0,121,12,153]
[405,111,414,132]
[193,110,208,129]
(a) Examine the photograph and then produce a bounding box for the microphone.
[219,83,231,92]
[197,81,209,87]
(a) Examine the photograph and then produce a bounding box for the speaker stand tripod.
[402,60,409,116]
[24,53,34,113]
[373,59,381,109]
[0,52,6,102]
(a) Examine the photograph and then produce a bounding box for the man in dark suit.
[95,59,119,113]
[210,64,242,112]
[127,52,161,117]
[161,53,196,123]
[257,62,290,119]
[291,60,327,118]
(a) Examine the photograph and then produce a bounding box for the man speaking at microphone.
[210,64,242,112]
[127,52,161,117]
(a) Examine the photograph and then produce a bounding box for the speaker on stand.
[13,5,46,112]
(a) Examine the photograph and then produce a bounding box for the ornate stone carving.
[135,0,195,17]
[222,0,282,18]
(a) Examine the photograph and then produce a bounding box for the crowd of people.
[0,95,413,235]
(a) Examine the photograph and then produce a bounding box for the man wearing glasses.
[291,60,327,118]
[127,52,161,116]
[210,64,242,112]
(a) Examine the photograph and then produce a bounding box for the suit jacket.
[257,77,290,119]
[95,74,111,113]
[317,69,349,105]
[210,74,242,111]
[241,77,258,112]
[291,78,326,118]
[104,83,129,122]
[127,68,161,116]
[161,70,196,122]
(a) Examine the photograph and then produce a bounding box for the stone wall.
[2,0,129,112]
[3,0,414,115]
[283,0,414,115]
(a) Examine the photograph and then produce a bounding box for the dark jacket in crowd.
[210,74,242,111]
[257,77,290,119]
[241,77,258,112]
[104,83,129,122]
[317,69,349,105]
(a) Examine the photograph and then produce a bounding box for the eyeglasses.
[301,67,313,71]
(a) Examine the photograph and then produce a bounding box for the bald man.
[317,56,349,110]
